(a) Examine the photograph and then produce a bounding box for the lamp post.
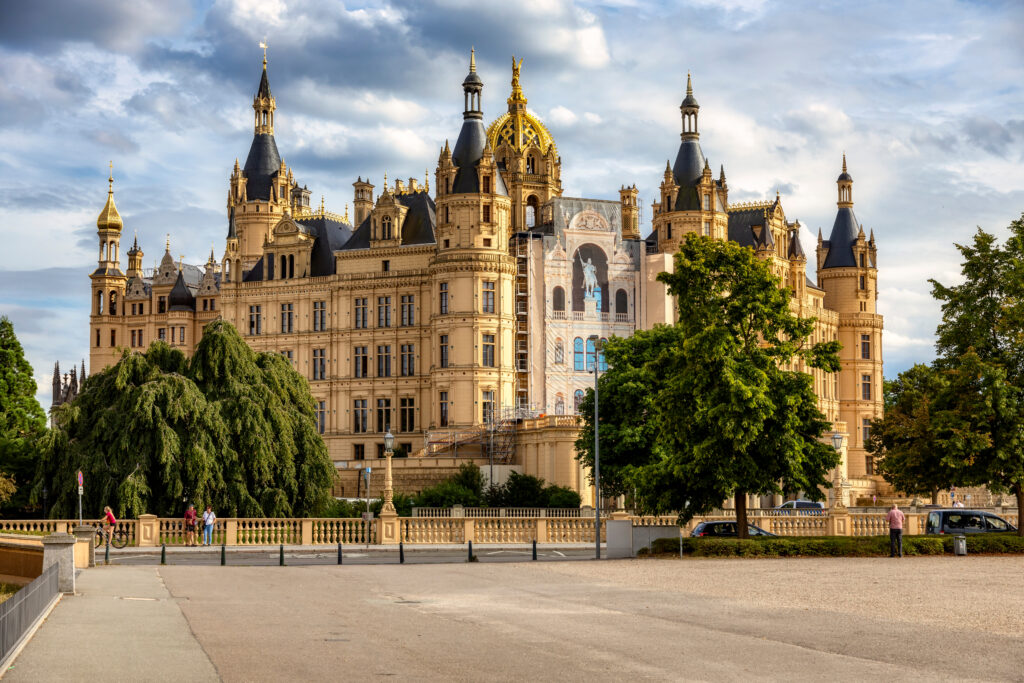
[589,335,602,560]
[831,432,846,508]
[382,429,396,514]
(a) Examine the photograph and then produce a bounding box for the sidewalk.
[110,542,601,555]
[5,566,218,682]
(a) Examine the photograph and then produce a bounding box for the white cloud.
[549,105,578,126]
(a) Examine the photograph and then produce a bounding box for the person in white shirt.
[202,505,217,546]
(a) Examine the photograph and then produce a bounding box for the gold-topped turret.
[486,57,557,156]
[96,161,123,231]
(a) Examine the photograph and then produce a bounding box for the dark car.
[690,521,776,537]
[924,509,1017,535]
[771,500,825,515]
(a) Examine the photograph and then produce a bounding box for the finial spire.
[344,203,350,223]
[108,160,114,188]
[320,194,325,214]
[383,170,388,190]
[260,38,268,67]
[842,152,847,173]
[470,46,476,73]
[425,169,430,193]
[165,234,170,251]
[687,71,692,96]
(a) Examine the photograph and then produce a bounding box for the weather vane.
[260,38,268,62]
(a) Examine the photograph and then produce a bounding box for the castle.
[83,51,884,506]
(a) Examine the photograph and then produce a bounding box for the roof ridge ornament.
[470,46,476,73]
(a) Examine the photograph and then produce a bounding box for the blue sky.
[2,0,1023,408]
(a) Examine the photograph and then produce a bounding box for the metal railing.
[0,563,59,666]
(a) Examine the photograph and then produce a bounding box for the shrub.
[938,533,1024,554]
[646,535,948,558]
[544,485,582,509]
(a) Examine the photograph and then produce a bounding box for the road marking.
[120,597,158,601]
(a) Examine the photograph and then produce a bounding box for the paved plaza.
[7,555,1024,681]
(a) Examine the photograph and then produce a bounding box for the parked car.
[771,500,825,515]
[690,521,776,537]
[924,509,1017,534]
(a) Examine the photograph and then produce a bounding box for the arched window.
[586,338,596,371]
[109,290,118,316]
[554,338,564,364]
[288,254,295,278]
[600,338,608,371]
[574,389,584,413]
[615,289,628,314]
[96,291,104,315]
[573,337,584,372]
[552,286,565,312]
[555,394,565,415]
[526,195,539,228]
[526,156,536,174]
[382,216,392,239]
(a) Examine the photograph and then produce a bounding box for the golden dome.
[485,57,557,157]
[96,163,122,231]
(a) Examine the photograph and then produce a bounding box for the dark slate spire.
[257,53,271,100]
[822,155,859,269]
[670,71,706,207]
[244,53,282,201]
[451,48,507,196]
[227,206,238,239]
[168,270,196,311]
[51,362,60,408]
[788,228,806,259]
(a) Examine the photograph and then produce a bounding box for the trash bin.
[953,535,967,556]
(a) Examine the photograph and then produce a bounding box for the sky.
[1,0,1023,409]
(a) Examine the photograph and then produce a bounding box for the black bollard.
[160,544,166,565]
[221,543,226,566]
[279,543,285,566]
[337,543,343,565]
[399,542,405,564]
[104,540,110,565]
[468,540,473,562]
[532,539,537,561]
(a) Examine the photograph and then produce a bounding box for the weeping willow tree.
[34,320,333,518]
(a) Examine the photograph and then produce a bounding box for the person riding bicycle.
[102,506,117,546]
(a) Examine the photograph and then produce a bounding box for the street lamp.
[588,335,602,560]
[382,429,396,514]
[831,432,846,508]
[831,432,844,451]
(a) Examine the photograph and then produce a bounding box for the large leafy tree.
[928,215,1024,533]
[577,235,841,537]
[0,316,47,512]
[34,320,334,518]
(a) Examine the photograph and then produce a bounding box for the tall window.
[377,345,391,377]
[316,401,326,434]
[859,275,866,290]
[862,417,872,445]
[861,374,872,401]
[382,216,392,239]
[439,335,449,368]
[860,334,871,360]
[376,398,391,432]
[439,391,449,427]
[354,298,368,329]
[178,327,185,344]
[353,346,368,378]
[248,305,262,335]
[703,194,710,211]
[280,303,294,333]
[482,175,491,193]
[400,397,415,432]
[110,330,116,346]
[599,338,608,371]
[482,281,495,313]
[666,223,672,240]
[312,348,326,380]
[353,399,368,433]
[158,296,166,314]
[377,296,391,327]
[158,328,167,342]
[482,334,495,367]
[439,283,448,314]
[552,287,565,312]
[483,205,491,223]
[865,455,875,476]
[131,330,137,347]
[574,337,584,371]
[554,338,564,364]
[96,329,100,347]
[313,301,326,331]
[586,338,596,371]
[482,390,495,424]
[400,344,415,376]
[574,389,584,413]
[353,444,365,460]
[280,350,293,362]
[703,221,710,236]
[400,295,415,326]
[138,303,144,315]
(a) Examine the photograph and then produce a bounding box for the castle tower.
[126,234,144,279]
[90,164,128,369]
[485,56,562,231]
[651,73,728,254]
[228,52,292,269]
[430,49,516,431]
[815,155,883,478]
[619,184,640,240]
[352,177,374,226]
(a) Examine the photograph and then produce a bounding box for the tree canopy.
[34,320,334,518]
[0,316,47,512]
[576,234,841,537]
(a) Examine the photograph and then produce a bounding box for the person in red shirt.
[184,504,198,547]
[886,503,905,558]
[102,506,117,546]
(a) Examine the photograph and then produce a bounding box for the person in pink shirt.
[886,503,905,558]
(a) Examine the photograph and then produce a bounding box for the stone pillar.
[378,510,399,544]
[827,509,851,537]
[72,525,96,568]
[225,519,238,546]
[451,504,465,518]
[536,518,548,543]
[137,514,159,547]
[42,533,77,594]
[463,519,475,543]
[300,519,313,545]
[605,519,633,558]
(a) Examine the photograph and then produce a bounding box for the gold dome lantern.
[486,57,557,157]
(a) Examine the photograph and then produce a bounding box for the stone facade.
[84,54,885,503]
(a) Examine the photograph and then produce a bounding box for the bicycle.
[95,525,129,549]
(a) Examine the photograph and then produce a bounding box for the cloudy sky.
[2,0,1023,408]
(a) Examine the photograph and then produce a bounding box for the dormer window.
[703,194,710,211]
[382,216,393,240]
[482,176,491,193]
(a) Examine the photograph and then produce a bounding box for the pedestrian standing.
[184,504,198,547]
[886,503,905,558]
[202,505,216,546]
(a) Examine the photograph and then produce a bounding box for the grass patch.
[638,535,947,558]
[0,583,22,605]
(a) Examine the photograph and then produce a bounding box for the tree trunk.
[735,491,748,540]
[1015,483,1023,538]
[931,488,939,505]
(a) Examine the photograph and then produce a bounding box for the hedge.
[639,535,947,558]
[937,533,1024,554]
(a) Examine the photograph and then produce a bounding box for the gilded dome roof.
[96,167,122,231]
[485,57,557,157]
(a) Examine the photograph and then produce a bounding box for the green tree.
[577,235,841,538]
[33,320,334,518]
[869,363,989,504]
[0,316,47,513]
[929,216,1024,533]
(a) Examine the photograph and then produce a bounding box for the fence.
[0,563,59,667]
[411,507,598,518]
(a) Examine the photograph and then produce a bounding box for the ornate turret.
[94,163,124,274]
[126,234,144,278]
[451,49,507,196]
[821,155,861,270]
[168,270,196,312]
